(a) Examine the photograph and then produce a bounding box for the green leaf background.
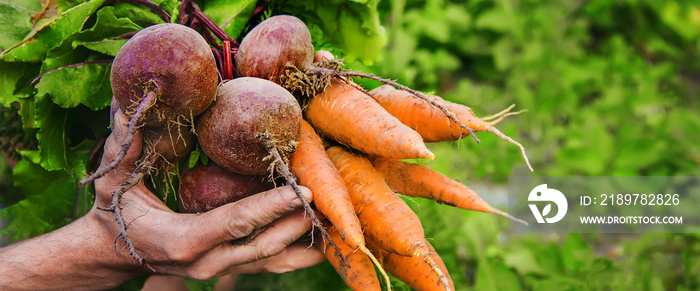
[202,0,256,40]
[2,0,700,290]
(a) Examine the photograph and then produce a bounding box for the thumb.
[314,50,334,63]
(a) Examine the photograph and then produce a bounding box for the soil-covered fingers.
[194,185,313,248]
[93,110,143,205]
[163,208,316,279]
[93,185,312,271]
[227,241,326,274]
[224,208,314,264]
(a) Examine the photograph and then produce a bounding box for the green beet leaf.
[73,39,128,56]
[1,0,108,62]
[284,0,386,64]
[38,6,140,75]
[36,61,111,110]
[111,2,166,27]
[0,61,26,108]
[0,3,34,51]
[33,95,69,171]
[318,0,386,64]
[0,157,78,243]
[31,94,97,173]
[50,6,140,59]
[203,0,257,40]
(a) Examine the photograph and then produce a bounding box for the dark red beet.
[142,125,195,162]
[196,77,348,263]
[82,23,219,186]
[196,77,302,175]
[178,162,274,213]
[236,15,314,83]
[111,23,218,127]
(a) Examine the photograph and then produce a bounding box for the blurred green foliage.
[1,0,699,289]
[356,0,700,180]
[237,0,700,290]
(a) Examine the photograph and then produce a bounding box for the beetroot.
[196,76,344,261]
[81,23,217,186]
[178,162,274,213]
[196,77,301,175]
[142,125,195,162]
[236,15,314,83]
[111,23,218,127]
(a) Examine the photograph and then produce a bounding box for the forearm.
[0,213,143,290]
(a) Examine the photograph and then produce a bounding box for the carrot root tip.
[484,127,534,172]
[485,110,528,127]
[490,207,529,226]
[481,103,516,121]
[360,246,392,291]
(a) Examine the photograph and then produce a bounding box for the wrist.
[0,212,146,290]
[82,209,149,277]
[62,213,147,289]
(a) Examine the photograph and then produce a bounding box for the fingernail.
[113,118,123,137]
[289,197,304,209]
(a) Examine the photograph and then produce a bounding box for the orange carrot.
[370,85,533,172]
[290,120,364,247]
[316,219,382,291]
[370,156,527,225]
[305,79,435,160]
[327,145,451,291]
[367,237,455,291]
[290,120,390,289]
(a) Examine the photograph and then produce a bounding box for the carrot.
[367,237,455,291]
[290,120,364,247]
[305,79,435,160]
[370,85,533,172]
[327,145,451,291]
[370,156,527,225]
[316,218,382,291]
[290,120,391,289]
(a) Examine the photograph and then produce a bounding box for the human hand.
[89,107,325,280]
[314,50,335,62]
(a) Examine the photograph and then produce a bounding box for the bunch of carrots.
[286,51,531,291]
